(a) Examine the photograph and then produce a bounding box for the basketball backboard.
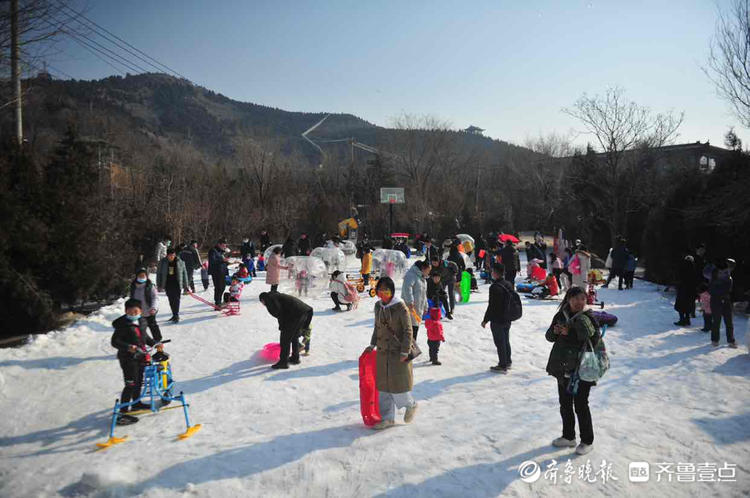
[380,187,405,204]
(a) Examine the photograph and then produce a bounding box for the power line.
[53,0,187,80]
[47,15,151,74]
[54,1,180,77]
[38,16,136,74]
[46,62,75,79]
[20,51,75,79]
[63,33,132,75]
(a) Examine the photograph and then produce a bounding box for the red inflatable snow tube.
[261,342,281,362]
[359,350,382,426]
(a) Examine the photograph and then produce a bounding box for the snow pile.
[0,259,748,497]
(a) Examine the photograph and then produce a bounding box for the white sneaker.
[404,403,418,424]
[372,420,395,430]
[575,443,593,455]
[552,437,576,448]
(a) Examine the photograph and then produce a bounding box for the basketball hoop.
[380,188,405,205]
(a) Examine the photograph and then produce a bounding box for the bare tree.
[705,0,750,127]
[563,87,683,244]
[0,1,79,74]
[521,132,575,227]
[382,114,474,229]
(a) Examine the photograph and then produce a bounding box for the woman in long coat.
[265,246,288,292]
[363,277,418,430]
[570,247,591,289]
[674,255,697,326]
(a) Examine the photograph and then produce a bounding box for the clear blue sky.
[50,0,738,149]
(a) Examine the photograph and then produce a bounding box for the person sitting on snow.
[526,258,547,283]
[111,298,164,425]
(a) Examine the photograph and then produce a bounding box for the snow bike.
[347,273,379,297]
[97,341,202,449]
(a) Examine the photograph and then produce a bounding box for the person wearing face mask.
[208,238,231,308]
[545,286,602,456]
[401,260,430,341]
[240,237,257,277]
[363,277,418,430]
[157,247,190,323]
[128,268,162,341]
[110,299,163,425]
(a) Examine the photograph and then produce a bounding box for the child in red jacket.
[425,306,445,365]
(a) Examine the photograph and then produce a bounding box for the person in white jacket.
[154,236,170,265]
[330,271,353,312]
[571,247,591,289]
[401,260,430,341]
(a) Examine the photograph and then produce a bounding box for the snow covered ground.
[1,262,748,498]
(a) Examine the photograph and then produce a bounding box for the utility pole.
[11,0,23,144]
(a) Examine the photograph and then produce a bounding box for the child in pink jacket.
[698,282,712,332]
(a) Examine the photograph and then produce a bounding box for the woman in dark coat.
[674,255,697,326]
[545,286,601,456]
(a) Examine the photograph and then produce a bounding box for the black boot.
[271,361,289,369]
[116,413,139,425]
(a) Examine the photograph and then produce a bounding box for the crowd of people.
[673,243,739,348]
[110,229,744,456]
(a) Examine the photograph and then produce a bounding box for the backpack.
[507,287,523,321]
[499,281,523,322]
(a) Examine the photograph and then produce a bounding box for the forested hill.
[3,72,531,164]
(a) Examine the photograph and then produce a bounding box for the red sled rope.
[187,291,221,310]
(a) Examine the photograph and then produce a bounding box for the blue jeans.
[490,321,512,367]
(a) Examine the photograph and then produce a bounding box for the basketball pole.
[389,202,393,236]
